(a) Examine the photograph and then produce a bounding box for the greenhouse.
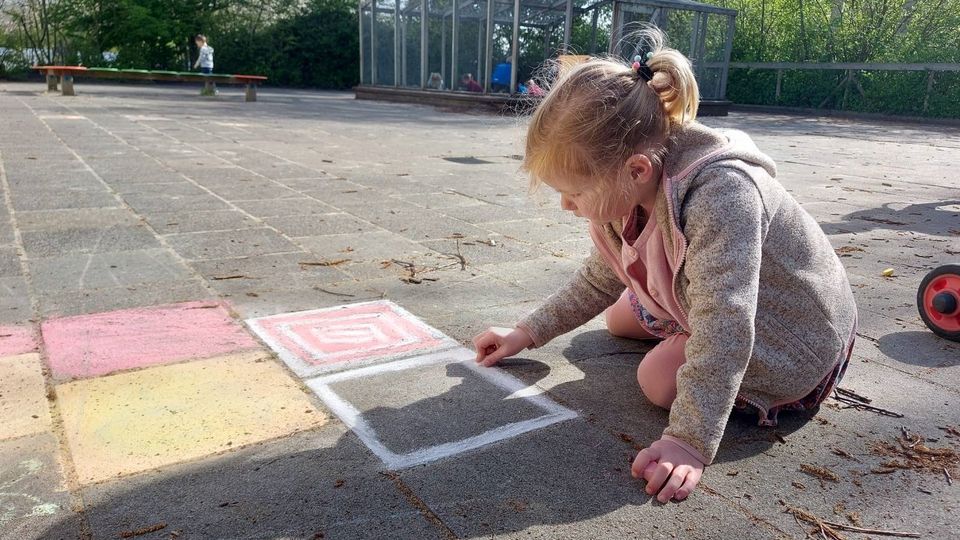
[356,0,737,112]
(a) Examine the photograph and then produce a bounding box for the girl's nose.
[560,195,577,212]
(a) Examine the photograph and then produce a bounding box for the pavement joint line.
[381,470,460,540]
[0,118,93,538]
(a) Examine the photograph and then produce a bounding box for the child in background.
[472,29,857,503]
[194,34,214,74]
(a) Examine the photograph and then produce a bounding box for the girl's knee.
[637,360,677,409]
[636,335,687,409]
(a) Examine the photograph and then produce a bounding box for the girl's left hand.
[631,438,704,503]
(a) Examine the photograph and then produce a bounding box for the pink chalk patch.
[42,301,260,379]
[0,325,38,357]
[248,301,454,377]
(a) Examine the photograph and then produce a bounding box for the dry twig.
[800,463,840,483]
[836,387,872,403]
[820,520,920,538]
[831,395,903,418]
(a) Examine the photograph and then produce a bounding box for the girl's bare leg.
[636,334,688,409]
[604,290,658,340]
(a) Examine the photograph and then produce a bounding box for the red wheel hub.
[922,273,960,332]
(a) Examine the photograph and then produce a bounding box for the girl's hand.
[631,438,705,503]
[472,327,533,367]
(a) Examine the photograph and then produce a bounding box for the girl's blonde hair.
[523,28,699,190]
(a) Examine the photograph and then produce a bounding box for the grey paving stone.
[266,213,370,238]
[12,191,119,212]
[164,228,300,260]
[39,426,444,540]
[111,181,209,196]
[419,236,542,266]
[20,225,159,258]
[0,433,75,540]
[297,230,426,261]
[143,210,261,234]
[121,192,231,214]
[336,200,486,242]
[232,197,337,218]
[29,249,193,294]
[38,279,210,318]
[0,246,22,278]
[14,208,141,231]
[226,281,387,320]
[482,218,585,248]
[207,181,303,202]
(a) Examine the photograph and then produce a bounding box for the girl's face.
[546,173,637,223]
[544,154,658,223]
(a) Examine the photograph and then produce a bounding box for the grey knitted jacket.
[517,122,858,464]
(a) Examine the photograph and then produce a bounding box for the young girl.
[472,30,857,504]
[194,34,214,74]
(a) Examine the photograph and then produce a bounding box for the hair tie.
[632,52,653,82]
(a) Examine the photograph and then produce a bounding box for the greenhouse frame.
[356,0,737,111]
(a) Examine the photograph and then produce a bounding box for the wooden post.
[775,69,783,101]
[923,70,935,113]
[245,83,257,102]
[46,73,59,92]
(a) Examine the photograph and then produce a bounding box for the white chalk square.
[246,300,458,377]
[305,347,578,470]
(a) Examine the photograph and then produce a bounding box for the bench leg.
[245,84,257,102]
[61,75,75,96]
[201,80,217,96]
[46,74,59,92]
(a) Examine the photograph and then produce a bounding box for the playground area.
[0,81,958,539]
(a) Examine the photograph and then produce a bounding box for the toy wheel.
[917,264,960,342]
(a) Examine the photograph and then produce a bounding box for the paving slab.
[29,248,193,295]
[39,427,445,540]
[13,208,141,231]
[55,350,326,486]
[42,300,259,379]
[163,227,301,260]
[232,197,337,218]
[0,433,74,540]
[0,353,52,440]
[142,209,261,234]
[19,224,160,258]
[36,279,212,319]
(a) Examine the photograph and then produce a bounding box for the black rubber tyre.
[916,264,960,342]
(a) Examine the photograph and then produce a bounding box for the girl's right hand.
[472,327,534,367]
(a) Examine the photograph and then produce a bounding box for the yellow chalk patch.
[0,353,53,440]
[55,350,326,485]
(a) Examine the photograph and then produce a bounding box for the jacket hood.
[662,122,777,183]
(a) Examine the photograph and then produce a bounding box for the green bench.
[34,66,267,102]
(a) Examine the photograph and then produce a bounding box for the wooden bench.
[34,66,267,102]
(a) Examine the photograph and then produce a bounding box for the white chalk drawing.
[0,458,60,526]
[306,347,578,470]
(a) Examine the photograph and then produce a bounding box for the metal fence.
[711,62,960,117]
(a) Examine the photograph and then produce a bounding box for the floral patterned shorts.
[627,290,688,339]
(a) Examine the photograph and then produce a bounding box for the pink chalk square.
[247,300,456,377]
[42,301,261,380]
[0,325,38,357]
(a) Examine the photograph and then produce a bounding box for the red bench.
[34,66,267,102]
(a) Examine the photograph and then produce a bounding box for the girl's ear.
[624,153,655,184]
